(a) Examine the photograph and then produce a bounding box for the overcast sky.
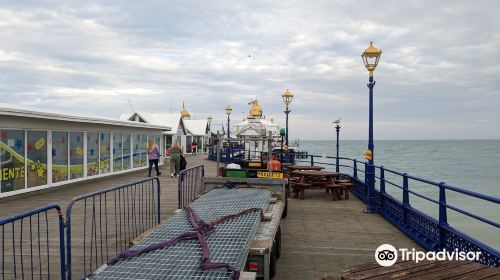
[0,1,499,140]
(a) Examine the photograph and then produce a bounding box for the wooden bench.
[291,182,313,200]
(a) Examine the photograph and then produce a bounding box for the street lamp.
[361,41,382,213]
[333,118,341,173]
[282,89,294,148]
[225,105,232,139]
[207,114,213,128]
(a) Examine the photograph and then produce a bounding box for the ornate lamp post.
[361,41,382,213]
[225,105,232,139]
[333,118,341,173]
[207,114,213,126]
[281,89,294,147]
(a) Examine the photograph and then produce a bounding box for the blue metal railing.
[65,177,161,279]
[0,204,65,279]
[208,146,296,165]
[178,165,205,209]
[295,154,500,267]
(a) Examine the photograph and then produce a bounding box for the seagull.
[333,118,342,124]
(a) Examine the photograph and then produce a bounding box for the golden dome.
[180,102,190,118]
[250,100,263,117]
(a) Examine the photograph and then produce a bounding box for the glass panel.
[27,131,47,188]
[0,129,25,193]
[140,134,147,167]
[133,134,141,168]
[70,132,84,179]
[100,133,110,174]
[87,132,99,176]
[123,134,131,170]
[113,133,122,172]
[52,131,68,183]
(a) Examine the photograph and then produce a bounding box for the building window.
[27,131,47,188]
[123,134,131,170]
[0,129,25,193]
[70,132,84,179]
[87,132,99,176]
[140,134,147,167]
[113,133,122,172]
[100,133,110,174]
[52,131,69,183]
[133,134,141,168]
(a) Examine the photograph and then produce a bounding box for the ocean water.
[298,140,500,250]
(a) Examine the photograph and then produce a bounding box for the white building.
[120,103,209,154]
[232,99,281,158]
[1,105,170,198]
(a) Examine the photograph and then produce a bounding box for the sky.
[0,0,499,140]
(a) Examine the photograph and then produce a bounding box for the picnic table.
[341,260,500,279]
[290,170,343,200]
[287,165,325,171]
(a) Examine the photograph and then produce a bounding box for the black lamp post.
[225,105,232,139]
[361,41,382,213]
[333,118,341,173]
[282,89,294,163]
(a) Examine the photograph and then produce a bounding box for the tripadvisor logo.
[375,244,398,267]
[375,244,482,266]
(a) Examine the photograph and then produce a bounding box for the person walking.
[191,141,197,155]
[147,139,162,177]
[170,140,182,178]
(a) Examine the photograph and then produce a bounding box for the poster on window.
[27,131,47,188]
[123,134,131,170]
[113,133,122,172]
[100,133,110,174]
[87,132,99,176]
[0,129,25,193]
[70,132,84,179]
[52,131,69,183]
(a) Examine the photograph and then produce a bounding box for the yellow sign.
[76,146,83,156]
[364,149,372,161]
[1,167,25,181]
[35,138,45,150]
[257,171,283,179]
[248,162,262,167]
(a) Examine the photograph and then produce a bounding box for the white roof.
[120,112,181,134]
[0,104,170,131]
[183,119,208,136]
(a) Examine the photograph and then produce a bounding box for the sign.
[257,171,284,179]
[248,162,262,167]
[364,149,372,161]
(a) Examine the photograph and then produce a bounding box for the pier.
[0,154,419,279]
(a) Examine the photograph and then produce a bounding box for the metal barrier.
[0,204,65,280]
[65,177,161,279]
[178,165,204,209]
[295,154,500,267]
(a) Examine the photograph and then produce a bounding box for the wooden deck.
[0,154,423,279]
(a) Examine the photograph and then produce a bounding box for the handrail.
[65,177,161,279]
[298,153,499,267]
[0,204,66,280]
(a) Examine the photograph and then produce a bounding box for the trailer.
[90,177,285,280]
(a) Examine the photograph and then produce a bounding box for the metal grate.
[93,188,271,279]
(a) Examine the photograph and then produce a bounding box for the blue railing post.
[438,182,448,250]
[379,166,385,194]
[178,173,183,209]
[364,162,368,184]
[58,209,66,280]
[156,177,161,224]
[353,160,358,179]
[310,155,314,166]
[402,173,410,224]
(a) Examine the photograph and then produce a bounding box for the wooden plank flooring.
[0,154,425,279]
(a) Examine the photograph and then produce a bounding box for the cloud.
[0,1,499,140]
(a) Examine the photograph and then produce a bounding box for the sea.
[298,140,500,251]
